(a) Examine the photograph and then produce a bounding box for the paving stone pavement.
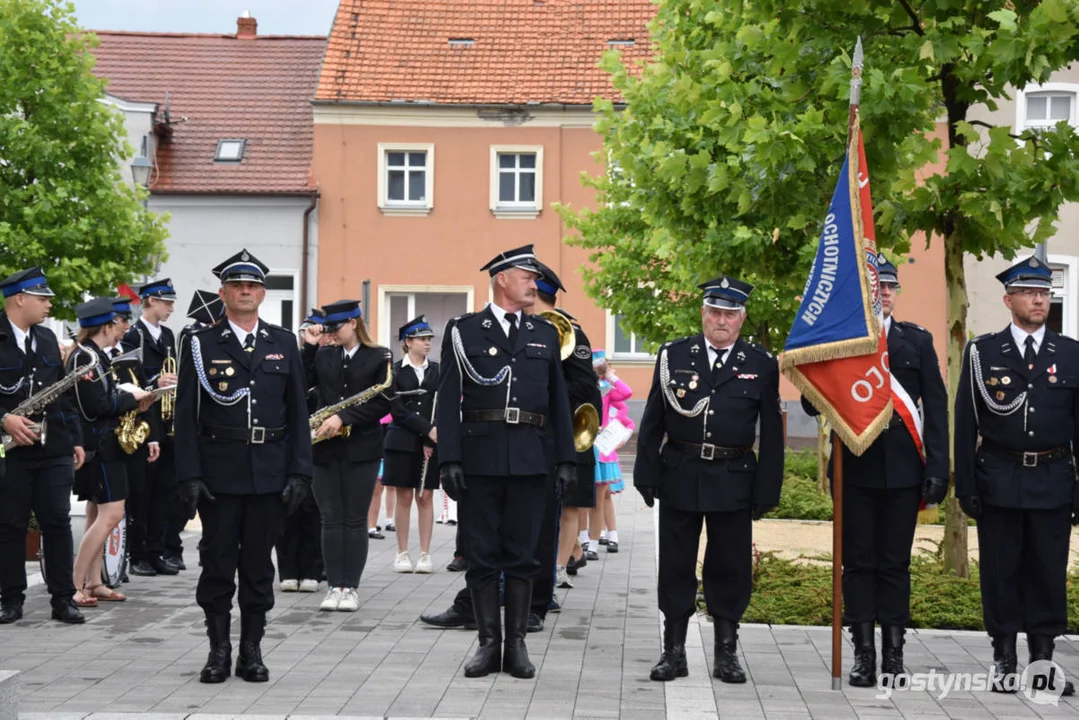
[1,482,1077,719]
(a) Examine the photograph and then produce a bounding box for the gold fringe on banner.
[784,363,892,456]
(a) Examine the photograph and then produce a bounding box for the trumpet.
[161,351,176,436]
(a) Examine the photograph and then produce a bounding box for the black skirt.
[561,462,596,508]
[382,448,438,490]
[74,457,129,505]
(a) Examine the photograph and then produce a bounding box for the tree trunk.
[817,417,830,494]
[943,236,970,577]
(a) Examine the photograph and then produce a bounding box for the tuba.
[538,311,599,451]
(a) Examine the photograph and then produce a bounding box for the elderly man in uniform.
[437,244,576,679]
[635,276,784,683]
[801,256,949,687]
[955,256,1077,696]
[175,249,313,684]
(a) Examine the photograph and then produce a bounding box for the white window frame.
[605,310,656,363]
[377,143,434,216]
[377,284,476,347]
[1015,83,1079,132]
[489,145,543,220]
[262,269,301,332]
[1048,253,1078,339]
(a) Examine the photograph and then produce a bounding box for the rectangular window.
[384,290,470,363]
[489,145,543,219]
[1022,90,1077,129]
[610,313,652,358]
[378,143,435,216]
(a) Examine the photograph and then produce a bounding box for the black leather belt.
[981,441,1070,468]
[669,440,752,461]
[201,425,286,444]
[462,409,546,428]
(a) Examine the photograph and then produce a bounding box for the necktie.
[711,348,725,385]
[23,333,33,378]
[243,334,255,353]
[1024,335,1036,370]
[506,313,518,347]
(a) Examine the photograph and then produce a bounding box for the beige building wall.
[964,65,1079,339]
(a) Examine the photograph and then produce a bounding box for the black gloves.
[751,504,774,521]
[958,495,982,520]
[923,476,949,506]
[555,462,577,499]
[441,462,465,501]
[637,485,655,508]
[281,476,311,516]
[179,479,215,520]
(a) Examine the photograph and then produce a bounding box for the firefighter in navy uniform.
[0,267,86,625]
[635,276,784,684]
[122,278,182,577]
[800,256,949,687]
[175,249,313,684]
[437,244,576,679]
[955,256,1077,697]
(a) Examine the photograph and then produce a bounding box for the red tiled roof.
[316,0,654,106]
[90,30,326,194]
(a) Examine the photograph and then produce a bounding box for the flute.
[418,391,437,499]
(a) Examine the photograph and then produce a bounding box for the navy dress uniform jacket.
[0,312,81,458]
[302,342,393,465]
[384,359,440,455]
[175,320,313,495]
[801,319,949,488]
[634,335,784,513]
[122,321,177,442]
[556,310,602,468]
[437,306,576,476]
[955,326,1079,510]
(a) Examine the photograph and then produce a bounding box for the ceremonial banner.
[780,118,891,455]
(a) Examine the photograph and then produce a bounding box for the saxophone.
[115,367,151,455]
[1,358,97,452]
[309,359,393,444]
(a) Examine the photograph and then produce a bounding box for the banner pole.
[831,436,844,690]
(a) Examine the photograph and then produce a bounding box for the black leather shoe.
[566,554,586,576]
[606,541,619,553]
[464,583,502,677]
[880,625,905,681]
[527,612,544,633]
[713,619,746,683]
[200,613,231,683]
[849,622,876,687]
[164,555,186,572]
[51,601,86,625]
[0,604,23,624]
[502,578,535,678]
[1028,634,1075,697]
[150,556,179,576]
[420,605,477,630]
[129,560,157,577]
[650,614,689,681]
[446,556,467,572]
[368,529,385,540]
[989,633,1018,693]
[235,613,269,682]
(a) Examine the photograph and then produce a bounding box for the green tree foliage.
[563,0,1079,575]
[0,0,168,318]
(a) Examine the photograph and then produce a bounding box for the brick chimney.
[237,11,257,39]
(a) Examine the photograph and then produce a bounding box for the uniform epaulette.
[555,307,578,322]
[530,313,556,328]
[190,323,217,336]
[897,320,929,335]
[660,335,694,351]
[448,312,476,326]
[263,322,294,336]
[747,342,775,360]
[969,332,994,345]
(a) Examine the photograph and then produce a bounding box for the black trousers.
[841,483,922,625]
[0,455,76,608]
[977,503,1072,636]
[275,492,323,582]
[312,458,378,588]
[462,474,546,588]
[155,441,184,558]
[196,492,284,615]
[658,503,751,622]
[126,442,177,563]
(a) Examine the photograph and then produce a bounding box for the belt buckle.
[700,443,715,461]
[1022,451,1037,468]
[505,407,520,424]
[251,426,266,444]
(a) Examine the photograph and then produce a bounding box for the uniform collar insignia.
[482,318,492,329]
[690,344,700,355]
[525,321,534,331]
[220,328,232,338]
[736,350,746,362]
[259,327,269,338]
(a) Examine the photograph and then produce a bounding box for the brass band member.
[301,299,392,613]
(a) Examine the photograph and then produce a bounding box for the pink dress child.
[593,350,634,493]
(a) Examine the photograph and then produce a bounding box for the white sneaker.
[298,578,319,593]
[319,587,343,611]
[414,552,433,574]
[557,567,573,589]
[280,579,299,592]
[393,551,413,573]
[337,588,359,612]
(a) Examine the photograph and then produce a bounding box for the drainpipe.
[301,191,319,313]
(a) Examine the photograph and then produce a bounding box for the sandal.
[87,584,126,602]
[73,590,98,607]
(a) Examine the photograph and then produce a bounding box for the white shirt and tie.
[403,355,429,385]
[1010,323,1045,356]
[706,343,733,374]
[488,303,522,339]
[228,319,257,352]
